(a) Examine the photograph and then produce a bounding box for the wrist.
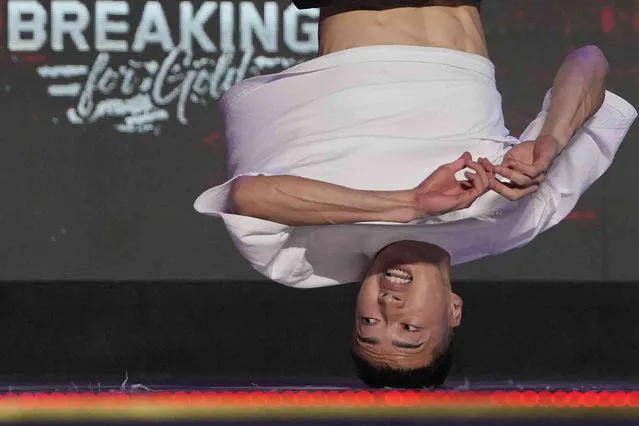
[539,124,572,152]
[376,189,421,223]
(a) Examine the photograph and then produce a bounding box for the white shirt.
[194,46,637,288]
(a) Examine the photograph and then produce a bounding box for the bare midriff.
[318,6,488,58]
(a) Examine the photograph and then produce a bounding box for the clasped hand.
[478,134,559,201]
[413,152,490,218]
[413,135,560,218]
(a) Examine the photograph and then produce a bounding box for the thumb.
[447,152,472,170]
[532,156,553,174]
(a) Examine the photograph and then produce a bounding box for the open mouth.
[385,267,413,284]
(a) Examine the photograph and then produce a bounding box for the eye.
[361,317,379,325]
[402,324,419,332]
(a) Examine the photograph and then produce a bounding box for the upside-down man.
[195,0,637,388]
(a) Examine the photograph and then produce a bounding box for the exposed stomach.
[318,6,488,58]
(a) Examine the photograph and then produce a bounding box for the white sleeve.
[525,90,637,229]
[194,175,311,284]
[493,90,637,254]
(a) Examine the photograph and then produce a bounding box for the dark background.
[2,280,639,386]
[0,0,638,386]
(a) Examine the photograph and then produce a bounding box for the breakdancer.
[195,0,637,388]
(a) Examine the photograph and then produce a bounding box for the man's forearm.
[231,175,418,226]
[540,45,609,151]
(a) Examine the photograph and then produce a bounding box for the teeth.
[386,268,412,278]
[385,268,413,283]
[387,275,411,284]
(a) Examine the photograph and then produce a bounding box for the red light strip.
[2,390,639,408]
[0,390,637,421]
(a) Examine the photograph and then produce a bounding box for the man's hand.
[413,152,490,217]
[480,45,609,202]
[479,135,560,201]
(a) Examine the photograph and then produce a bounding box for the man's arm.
[231,153,490,226]
[484,45,610,200]
[539,44,609,151]
[231,175,418,226]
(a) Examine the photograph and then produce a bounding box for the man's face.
[353,241,462,370]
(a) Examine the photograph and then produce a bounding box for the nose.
[379,292,405,308]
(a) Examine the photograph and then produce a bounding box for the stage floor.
[2,382,639,425]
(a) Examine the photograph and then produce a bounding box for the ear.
[450,293,463,328]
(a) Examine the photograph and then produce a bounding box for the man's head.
[352,241,462,388]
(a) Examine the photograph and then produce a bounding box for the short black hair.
[351,338,453,389]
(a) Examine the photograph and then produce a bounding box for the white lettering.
[95,1,130,52]
[179,1,217,53]
[30,0,321,134]
[38,65,89,78]
[240,2,278,53]
[132,1,174,52]
[77,53,110,119]
[152,49,187,106]
[48,83,82,96]
[8,0,47,52]
[284,5,319,54]
[8,1,321,54]
[219,2,235,52]
[51,1,90,52]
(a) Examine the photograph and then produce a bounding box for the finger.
[475,162,491,190]
[446,152,473,171]
[490,177,539,201]
[478,157,495,174]
[514,185,539,199]
[465,161,490,192]
[460,181,474,190]
[489,175,521,201]
[509,171,546,186]
[457,182,488,209]
[486,171,517,200]
[463,172,481,195]
[505,160,548,185]
[457,166,490,208]
[504,158,546,179]
[494,165,535,187]
[489,181,520,201]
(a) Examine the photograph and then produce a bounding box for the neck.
[377,240,451,271]
[420,245,452,283]
[412,241,451,265]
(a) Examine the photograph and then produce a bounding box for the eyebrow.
[357,335,425,350]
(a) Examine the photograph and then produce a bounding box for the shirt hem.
[222,45,496,107]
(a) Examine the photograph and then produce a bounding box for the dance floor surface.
[2,382,639,425]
